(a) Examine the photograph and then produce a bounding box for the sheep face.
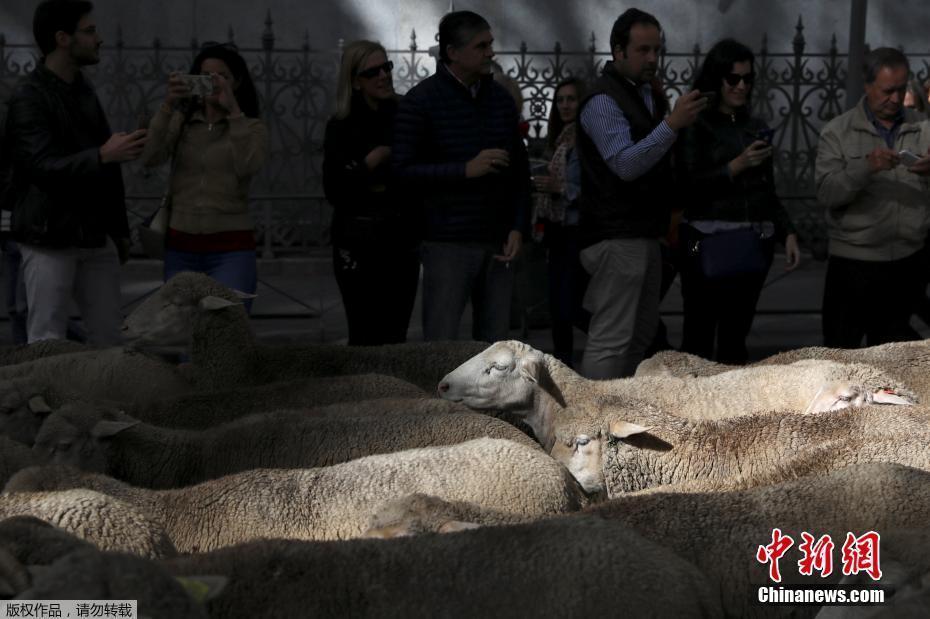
[122,273,249,348]
[438,342,543,410]
[550,434,606,494]
[550,419,652,495]
[122,289,200,348]
[32,409,137,474]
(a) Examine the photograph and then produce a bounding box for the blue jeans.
[164,249,257,313]
[420,241,514,342]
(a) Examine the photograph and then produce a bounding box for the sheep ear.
[231,288,258,300]
[198,296,241,311]
[803,383,845,414]
[608,420,652,439]
[175,575,228,603]
[362,523,413,539]
[872,389,915,406]
[519,354,544,384]
[27,395,53,415]
[437,520,481,534]
[519,352,567,406]
[91,419,140,439]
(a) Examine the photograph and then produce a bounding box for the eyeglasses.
[724,72,755,87]
[200,40,239,52]
[75,26,98,36]
[356,61,394,79]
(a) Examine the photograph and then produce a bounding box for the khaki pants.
[19,238,122,347]
[580,238,661,379]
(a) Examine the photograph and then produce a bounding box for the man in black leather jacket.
[4,0,147,346]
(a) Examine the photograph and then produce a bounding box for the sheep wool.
[0,488,175,559]
[8,438,582,552]
[32,405,540,488]
[438,341,917,451]
[162,516,722,618]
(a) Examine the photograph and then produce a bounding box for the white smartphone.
[898,149,922,167]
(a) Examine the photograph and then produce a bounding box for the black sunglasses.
[356,61,394,79]
[724,72,755,87]
[200,40,239,52]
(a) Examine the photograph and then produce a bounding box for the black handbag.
[697,227,769,279]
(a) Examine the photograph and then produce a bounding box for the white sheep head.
[437,341,551,410]
[121,272,253,349]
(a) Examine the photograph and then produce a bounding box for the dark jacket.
[392,62,530,246]
[576,63,673,246]
[4,63,128,248]
[323,94,417,248]
[677,107,795,241]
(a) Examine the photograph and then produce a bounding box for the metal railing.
[4,14,930,257]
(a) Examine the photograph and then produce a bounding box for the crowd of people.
[2,0,930,380]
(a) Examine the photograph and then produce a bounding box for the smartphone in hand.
[899,149,922,167]
[699,91,718,107]
[754,127,775,144]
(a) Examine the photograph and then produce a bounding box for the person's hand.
[666,90,708,131]
[364,146,391,170]
[115,237,131,265]
[100,130,148,164]
[494,230,523,263]
[212,73,241,117]
[466,149,510,179]
[905,150,930,176]
[866,147,899,173]
[729,140,773,177]
[164,72,191,108]
[532,174,560,193]
[784,233,801,272]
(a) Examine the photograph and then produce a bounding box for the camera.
[179,74,214,97]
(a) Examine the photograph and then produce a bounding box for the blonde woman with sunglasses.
[323,41,419,345]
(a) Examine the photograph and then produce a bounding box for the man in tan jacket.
[816,47,930,348]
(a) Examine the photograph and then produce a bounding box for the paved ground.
[5,246,928,362]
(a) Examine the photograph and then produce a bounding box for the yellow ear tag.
[176,577,212,603]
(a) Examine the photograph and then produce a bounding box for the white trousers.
[19,238,122,347]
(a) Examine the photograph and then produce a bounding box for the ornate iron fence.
[3,13,930,257]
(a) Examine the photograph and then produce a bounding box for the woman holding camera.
[677,38,801,363]
[323,40,419,345]
[143,42,268,310]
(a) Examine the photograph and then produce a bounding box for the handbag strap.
[160,117,186,222]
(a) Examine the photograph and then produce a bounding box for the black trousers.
[822,251,925,348]
[679,225,774,364]
[543,222,589,367]
[333,244,420,346]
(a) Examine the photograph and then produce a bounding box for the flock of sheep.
[1,271,930,617]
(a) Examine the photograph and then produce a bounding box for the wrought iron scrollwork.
[2,13,922,256]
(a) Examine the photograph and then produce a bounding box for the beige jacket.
[815,97,930,261]
[142,106,269,234]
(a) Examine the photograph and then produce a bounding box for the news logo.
[756,528,882,583]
